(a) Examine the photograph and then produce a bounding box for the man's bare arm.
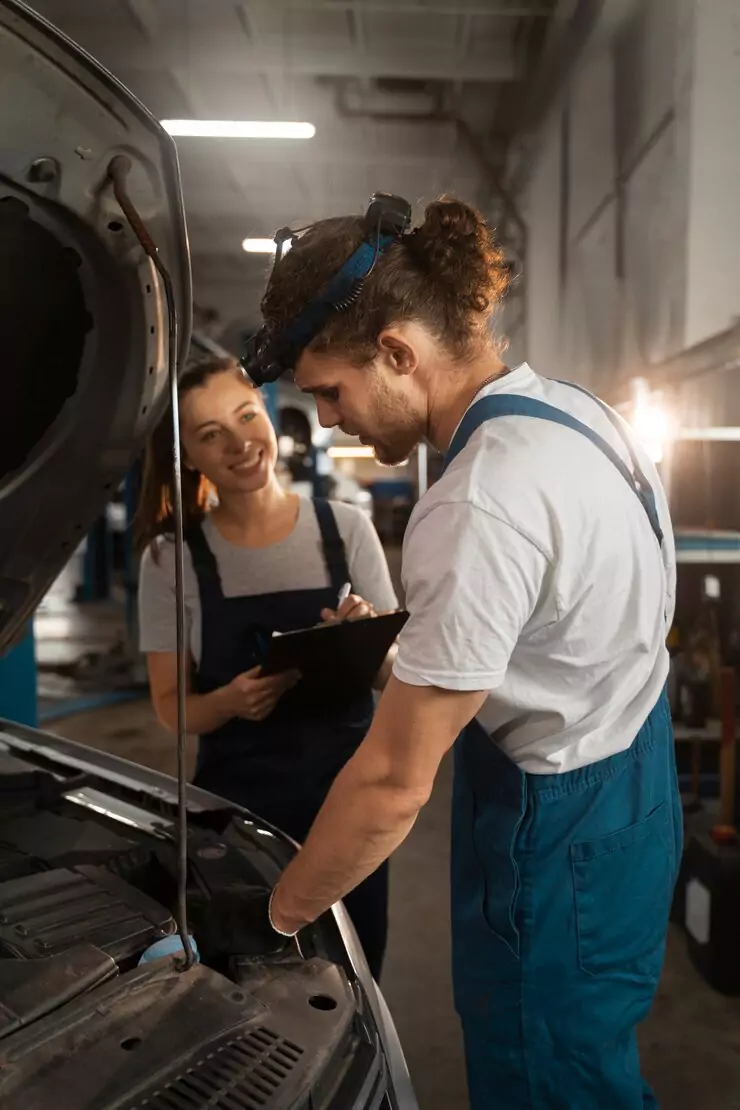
[270,675,487,935]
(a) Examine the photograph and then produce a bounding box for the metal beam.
[235,3,282,112]
[126,0,551,11]
[277,1,553,13]
[330,89,525,255]
[74,34,521,83]
[177,128,460,167]
[663,327,740,386]
[347,2,368,53]
[606,324,740,407]
[120,0,161,38]
[508,0,611,189]
[458,12,476,54]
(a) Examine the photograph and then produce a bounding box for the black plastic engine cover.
[0,944,116,1039]
[0,843,44,883]
[0,865,174,961]
[0,957,357,1110]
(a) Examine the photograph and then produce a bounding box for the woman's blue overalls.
[445,388,682,1110]
[186,499,388,980]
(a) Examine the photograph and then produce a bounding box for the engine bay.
[0,750,285,971]
[0,737,385,1110]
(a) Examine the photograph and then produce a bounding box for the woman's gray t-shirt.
[138,498,398,663]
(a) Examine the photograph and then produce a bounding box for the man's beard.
[371,433,418,468]
[365,377,422,467]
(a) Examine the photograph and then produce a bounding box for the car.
[0,2,418,1107]
[0,719,416,1109]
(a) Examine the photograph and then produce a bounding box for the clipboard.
[261,610,409,708]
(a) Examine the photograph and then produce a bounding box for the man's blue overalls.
[445,388,682,1110]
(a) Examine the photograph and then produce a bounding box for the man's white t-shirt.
[393,363,676,774]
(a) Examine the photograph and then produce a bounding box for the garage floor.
[49,697,740,1110]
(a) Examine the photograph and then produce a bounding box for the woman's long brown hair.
[134,355,247,561]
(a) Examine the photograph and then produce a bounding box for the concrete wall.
[684,0,740,350]
[520,0,739,400]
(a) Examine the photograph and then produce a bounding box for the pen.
[337,581,352,608]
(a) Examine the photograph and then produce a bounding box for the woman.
[136,355,398,979]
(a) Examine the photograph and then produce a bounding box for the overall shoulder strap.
[312,498,350,593]
[184,521,224,603]
[444,393,663,547]
[554,380,665,548]
[554,379,656,500]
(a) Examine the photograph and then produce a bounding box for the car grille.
[130,1028,304,1109]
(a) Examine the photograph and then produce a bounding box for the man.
[247,194,679,1109]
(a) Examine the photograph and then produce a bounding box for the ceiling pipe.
[334,94,526,252]
[508,0,619,193]
[333,87,528,340]
[331,6,612,346]
[607,323,740,408]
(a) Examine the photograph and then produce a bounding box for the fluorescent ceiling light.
[328,445,376,459]
[161,119,315,139]
[242,237,293,254]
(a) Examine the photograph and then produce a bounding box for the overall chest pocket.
[571,802,675,981]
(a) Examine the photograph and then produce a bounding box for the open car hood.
[0,0,191,652]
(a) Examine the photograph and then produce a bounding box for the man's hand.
[268,677,488,934]
[223,666,300,722]
[320,592,375,623]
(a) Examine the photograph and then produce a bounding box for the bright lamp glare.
[630,395,670,464]
[161,119,315,139]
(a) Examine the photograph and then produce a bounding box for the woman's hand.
[320,593,376,624]
[223,666,300,722]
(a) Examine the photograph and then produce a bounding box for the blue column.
[262,381,279,430]
[0,624,38,727]
[77,514,112,603]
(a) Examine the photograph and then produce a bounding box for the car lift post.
[262,381,279,430]
[77,513,113,602]
[0,624,38,726]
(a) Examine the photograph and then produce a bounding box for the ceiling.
[28,0,560,340]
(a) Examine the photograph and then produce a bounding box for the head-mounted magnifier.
[242,192,412,386]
